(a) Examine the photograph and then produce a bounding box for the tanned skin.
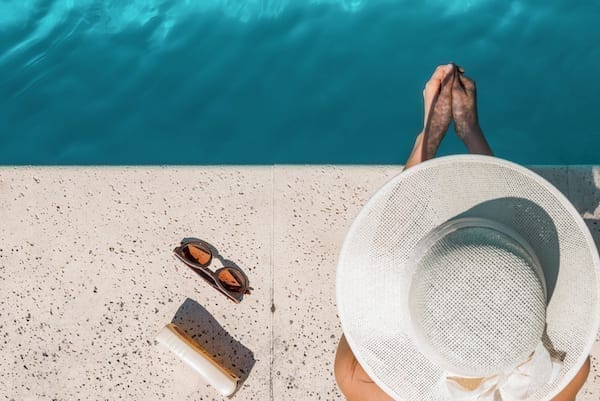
[335,64,591,401]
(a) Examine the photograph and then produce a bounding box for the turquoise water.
[1,0,599,165]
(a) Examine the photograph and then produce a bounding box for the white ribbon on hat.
[443,342,563,401]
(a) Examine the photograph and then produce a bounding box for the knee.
[553,355,591,401]
[334,335,360,396]
[572,356,591,392]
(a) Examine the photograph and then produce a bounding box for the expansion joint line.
[269,165,275,401]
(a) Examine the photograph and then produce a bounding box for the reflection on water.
[0,0,599,164]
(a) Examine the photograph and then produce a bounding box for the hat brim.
[337,155,600,401]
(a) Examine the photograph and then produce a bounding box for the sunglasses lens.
[217,268,247,294]
[183,243,211,266]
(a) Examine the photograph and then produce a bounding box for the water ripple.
[0,0,599,164]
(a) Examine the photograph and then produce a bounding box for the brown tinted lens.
[184,243,211,265]
[217,268,246,293]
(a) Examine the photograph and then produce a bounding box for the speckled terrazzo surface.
[0,166,599,401]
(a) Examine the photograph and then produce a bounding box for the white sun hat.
[337,155,600,401]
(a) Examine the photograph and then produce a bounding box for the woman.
[334,64,592,401]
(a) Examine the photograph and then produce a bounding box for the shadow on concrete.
[566,167,600,251]
[170,298,256,395]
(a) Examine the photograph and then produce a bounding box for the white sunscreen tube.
[156,323,239,396]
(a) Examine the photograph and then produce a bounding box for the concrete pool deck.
[1,165,599,401]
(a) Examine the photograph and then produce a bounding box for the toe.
[459,74,476,92]
[426,64,455,95]
[429,63,454,82]
[453,69,465,90]
[429,65,447,81]
[440,67,455,93]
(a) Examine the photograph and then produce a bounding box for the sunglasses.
[173,239,251,304]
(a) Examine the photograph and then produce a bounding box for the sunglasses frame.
[173,239,250,304]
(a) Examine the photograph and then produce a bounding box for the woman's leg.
[335,335,591,401]
[334,335,393,401]
[451,68,493,155]
[404,64,455,169]
[336,64,590,401]
[421,64,455,161]
[551,356,591,401]
[403,131,426,170]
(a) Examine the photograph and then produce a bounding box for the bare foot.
[422,64,455,160]
[451,69,479,139]
[451,69,492,155]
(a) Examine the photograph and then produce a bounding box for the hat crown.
[408,218,547,377]
[338,156,600,401]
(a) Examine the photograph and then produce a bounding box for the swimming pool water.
[1,0,599,165]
